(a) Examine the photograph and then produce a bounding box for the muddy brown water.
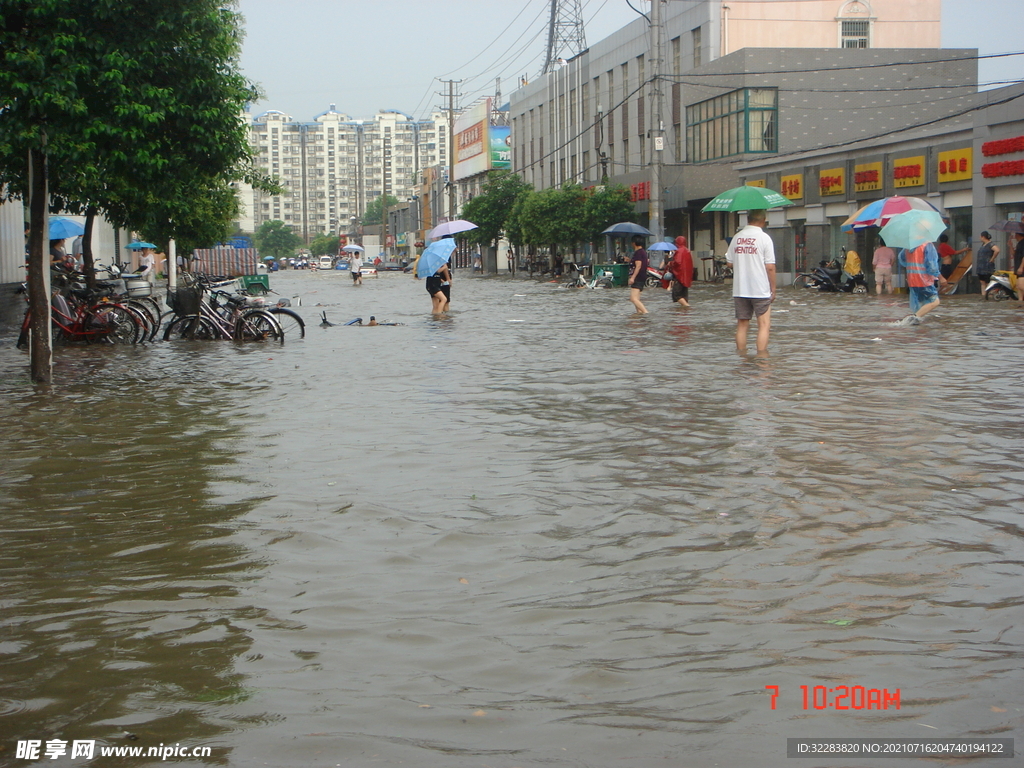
[0,270,1021,767]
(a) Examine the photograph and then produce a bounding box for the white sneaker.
[889,315,919,327]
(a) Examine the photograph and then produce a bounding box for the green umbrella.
[878,210,946,250]
[701,186,793,212]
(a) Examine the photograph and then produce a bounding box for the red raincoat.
[667,235,693,287]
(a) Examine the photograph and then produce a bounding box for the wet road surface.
[1,269,1021,767]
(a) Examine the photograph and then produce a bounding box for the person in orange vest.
[895,241,946,326]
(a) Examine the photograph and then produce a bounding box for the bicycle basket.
[169,286,201,316]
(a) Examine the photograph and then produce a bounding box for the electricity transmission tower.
[542,0,587,74]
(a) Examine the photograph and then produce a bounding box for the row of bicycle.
[16,267,305,349]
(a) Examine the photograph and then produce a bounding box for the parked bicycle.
[16,276,144,348]
[163,286,283,342]
[564,263,614,289]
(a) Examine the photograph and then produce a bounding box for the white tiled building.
[247,106,448,242]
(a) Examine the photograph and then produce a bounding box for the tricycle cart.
[238,274,270,295]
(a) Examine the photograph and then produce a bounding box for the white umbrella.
[429,220,478,239]
[341,245,364,253]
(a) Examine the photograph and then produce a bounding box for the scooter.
[795,257,869,294]
[982,271,1018,300]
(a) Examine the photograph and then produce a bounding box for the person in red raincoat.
[661,235,693,307]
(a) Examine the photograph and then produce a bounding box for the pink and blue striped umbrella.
[841,196,944,232]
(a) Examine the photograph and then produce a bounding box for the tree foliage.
[460,170,532,248]
[309,233,340,257]
[253,220,302,259]
[0,0,270,234]
[455,175,637,258]
[361,194,400,226]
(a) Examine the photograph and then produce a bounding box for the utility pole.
[439,79,461,222]
[649,0,666,242]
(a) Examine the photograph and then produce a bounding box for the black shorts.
[426,276,443,296]
[940,263,954,279]
[630,272,647,291]
[351,269,361,281]
[977,272,993,282]
[441,284,451,300]
[671,283,689,302]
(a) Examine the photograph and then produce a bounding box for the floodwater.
[0,269,1022,768]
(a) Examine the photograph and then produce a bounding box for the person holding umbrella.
[415,237,456,314]
[725,210,776,354]
[880,210,947,325]
[626,236,649,314]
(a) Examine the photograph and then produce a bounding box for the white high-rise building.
[246,106,448,241]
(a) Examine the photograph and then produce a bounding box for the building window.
[685,88,777,162]
[841,19,870,48]
[693,27,702,68]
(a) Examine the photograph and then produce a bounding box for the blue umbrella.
[48,216,85,240]
[125,241,157,250]
[601,222,652,236]
[416,239,456,278]
[646,241,676,252]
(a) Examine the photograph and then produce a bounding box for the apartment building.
[247,106,448,241]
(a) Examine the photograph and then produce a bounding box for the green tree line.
[460,171,637,262]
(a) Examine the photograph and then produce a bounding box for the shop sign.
[854,162,882,193]
[981,135,1024,157]
[937,148,971,182]
[982,160,1024,179]
[745,179,766,187]
[781,173,803,200]
[630,181,650,202]
[893,156,925,188]
[818,167,845,196]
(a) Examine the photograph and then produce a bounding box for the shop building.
[734,84,1024,286]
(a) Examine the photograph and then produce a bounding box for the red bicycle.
[16,285,143,349]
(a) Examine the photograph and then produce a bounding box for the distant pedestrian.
[626,235,649,314]
[974,231,998,298]
[896,241,945,325]
[349,252,363,285]
[472,252,482,272]
[872,237,896,294]
[725,210,776,354]
[138,247,156,281]
[935,233,967,280]
[1014,233,1024,303]
[663,235,693,307]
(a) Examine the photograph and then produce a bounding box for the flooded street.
[1,269,1022,768]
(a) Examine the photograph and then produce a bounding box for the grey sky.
[236,0,1024,122]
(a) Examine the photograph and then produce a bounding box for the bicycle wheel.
[163,314,217,341]
[234,309,283,341]
[125,300,157,341]
[133,296,163,340]
[267,307,305,338]
[92,305,142,344]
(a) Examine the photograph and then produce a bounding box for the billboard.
[454,99,491,181]
[490,125,511,170]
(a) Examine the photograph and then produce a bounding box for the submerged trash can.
[595,263,629,287]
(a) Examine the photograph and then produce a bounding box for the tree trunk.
[83,206,97,290]
[26,146,52,384]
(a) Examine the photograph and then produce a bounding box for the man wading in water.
[725,210,776,354]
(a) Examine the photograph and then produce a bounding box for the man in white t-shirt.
[349,253,363,285]
[725,210,776,354]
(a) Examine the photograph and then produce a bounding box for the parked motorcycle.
[795,258,869,294]
[982,271,1018,300]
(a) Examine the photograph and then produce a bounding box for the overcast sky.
[235,0,1024,122]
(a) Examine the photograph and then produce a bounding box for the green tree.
[0,0,266,380]
[583,184,636,243]
[253,221,302,259]
[517,184,588,261]
[461,170,533,248]
[309,233,340,257]
[361,194,400,226]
